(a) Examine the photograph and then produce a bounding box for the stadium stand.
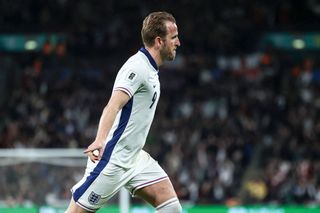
[1,0,320,207]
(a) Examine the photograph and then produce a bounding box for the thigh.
[66,198,91,213]
[125,153,177,207]
[135,178,178,207]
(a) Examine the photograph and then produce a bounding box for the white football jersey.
[103,48,160,168]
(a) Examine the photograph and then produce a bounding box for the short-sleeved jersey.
[103,48,160,168]
[71,48,164,206]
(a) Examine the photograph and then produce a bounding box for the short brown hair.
[141,11,176,47]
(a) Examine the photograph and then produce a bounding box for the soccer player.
[66,11,181,213]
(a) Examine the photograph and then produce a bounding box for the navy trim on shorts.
[73,98,133,202]
[139,47,158,71]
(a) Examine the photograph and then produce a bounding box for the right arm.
[84,90,130,162]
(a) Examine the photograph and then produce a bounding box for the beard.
[160,44,176,61]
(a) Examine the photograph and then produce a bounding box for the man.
[66,11,181,213]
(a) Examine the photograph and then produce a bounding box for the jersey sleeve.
[113,68,144,98]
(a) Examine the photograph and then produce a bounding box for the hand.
[84,140,104,163]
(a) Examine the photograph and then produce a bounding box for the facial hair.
[160,42,175,62]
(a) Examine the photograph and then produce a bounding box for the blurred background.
[1,0,320,212]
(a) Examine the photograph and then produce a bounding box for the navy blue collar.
[139,47,158,71]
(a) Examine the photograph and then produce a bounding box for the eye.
[172,35,177,39]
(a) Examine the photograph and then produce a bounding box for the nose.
[176,38,181,47]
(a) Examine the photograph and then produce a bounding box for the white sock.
[155,197,182,213]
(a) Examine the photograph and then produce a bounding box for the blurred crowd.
[1,0,320,56]
[1,0,320,208]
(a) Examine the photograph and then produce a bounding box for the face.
[159,21,180,62]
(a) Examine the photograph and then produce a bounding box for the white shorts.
[71,150,168,212]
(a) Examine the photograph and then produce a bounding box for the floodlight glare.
[25,40,38,50]
[292,39,305,49]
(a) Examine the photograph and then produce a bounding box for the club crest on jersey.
[88,191,101,205]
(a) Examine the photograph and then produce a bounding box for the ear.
[154,37,163,49]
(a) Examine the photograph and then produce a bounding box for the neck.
[145,46,162,67]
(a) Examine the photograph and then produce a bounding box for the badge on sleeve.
[128,72,136,80]
[125,71,138,83]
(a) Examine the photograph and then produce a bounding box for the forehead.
[165,21,178,35]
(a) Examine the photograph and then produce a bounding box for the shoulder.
[120,52,149,76]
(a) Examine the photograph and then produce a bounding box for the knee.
[155,197,182,213]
